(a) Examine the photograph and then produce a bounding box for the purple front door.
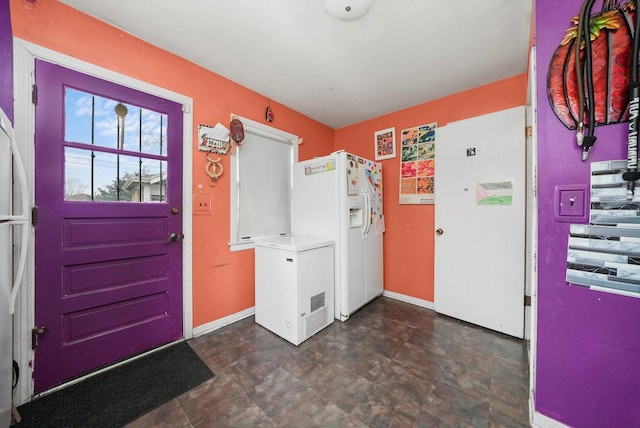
[33,60,184,393]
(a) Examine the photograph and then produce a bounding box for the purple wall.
[536,0,640,426]
[0,0,12,122]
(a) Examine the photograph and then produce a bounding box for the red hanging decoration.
[230,118,244,144]
[547,1,636,129]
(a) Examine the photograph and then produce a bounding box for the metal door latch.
[31,326,48,350]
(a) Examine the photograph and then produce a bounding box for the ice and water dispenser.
[347,158,363,228]
[348,198,362,228]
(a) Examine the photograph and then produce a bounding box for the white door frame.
[526,45,544,427]
[12,38,194,404]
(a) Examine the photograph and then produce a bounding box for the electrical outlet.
[193,193,212,215]
[553,184,588,223]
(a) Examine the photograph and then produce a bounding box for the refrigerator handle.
[1,109,30,314]
[362,191,371,238]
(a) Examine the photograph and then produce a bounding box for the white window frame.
[229,116,298,251]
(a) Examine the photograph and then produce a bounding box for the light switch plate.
[193,193,212,215]
[553,184,588,223]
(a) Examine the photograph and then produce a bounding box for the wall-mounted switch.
[553,184,588,223]
[193,193,212,215]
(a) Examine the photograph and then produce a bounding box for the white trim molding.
[192,307,256,337]
[382,290,435,310]
[531,410,570,428]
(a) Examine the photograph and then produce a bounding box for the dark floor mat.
[14,341,214,427]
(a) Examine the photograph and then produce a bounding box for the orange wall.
[10,0,335,327]
[10,0,527,327]
[336,74,527,302]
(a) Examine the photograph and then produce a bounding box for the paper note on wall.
[476,181,513,206]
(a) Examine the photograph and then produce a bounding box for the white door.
[434,106,525,338]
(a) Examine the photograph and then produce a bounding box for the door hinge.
[524,295,531,307]
[31,206,38,227]
[31,84,38,105]
[31,326,47,350]
[525,125,532,138]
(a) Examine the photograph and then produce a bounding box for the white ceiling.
[59,0,533,129]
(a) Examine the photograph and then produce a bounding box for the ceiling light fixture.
[323,0,373,21]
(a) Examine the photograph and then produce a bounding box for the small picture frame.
[374,127,396,161]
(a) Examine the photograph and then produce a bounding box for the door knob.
[435,228,444,236]
[167,232,182,243]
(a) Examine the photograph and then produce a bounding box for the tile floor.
[127,297,530,427]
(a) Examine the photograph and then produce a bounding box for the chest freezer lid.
[254,235,334,252]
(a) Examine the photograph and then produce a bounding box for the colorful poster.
[374,127,396,160]
[399,122,436,204]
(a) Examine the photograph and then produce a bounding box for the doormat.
[14,341,214,427]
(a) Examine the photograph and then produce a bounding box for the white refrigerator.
[0,107,29,425]
[293,150,384,321]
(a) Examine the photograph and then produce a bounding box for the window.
[229,116,298,251]
[63,87,168,202]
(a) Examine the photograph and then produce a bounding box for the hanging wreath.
[547,0,636,130]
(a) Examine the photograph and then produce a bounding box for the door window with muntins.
[64,88,168,202]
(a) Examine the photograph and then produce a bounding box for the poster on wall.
[374,127,396,160]
[399,122,437,204]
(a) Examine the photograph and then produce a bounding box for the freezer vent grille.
[310,292,325,313]
[305,306,328,337]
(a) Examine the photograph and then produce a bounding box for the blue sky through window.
[63,88,168,201]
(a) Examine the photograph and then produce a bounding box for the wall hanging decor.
[374,127,396,161]
[547,0,637,160]
[566,159,640,297]
[399,123,436,204]
[198,123,229,155]
[265,105,274,122]
[228,117,245,154]
[205,155,223,182]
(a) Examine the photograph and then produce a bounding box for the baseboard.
[531,410,569,428]
[192,294,433,338]
[382,290,435,310]
[190,292,434,336]
[192,306,255,337]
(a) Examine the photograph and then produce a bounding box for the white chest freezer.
[254,235,334,345]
